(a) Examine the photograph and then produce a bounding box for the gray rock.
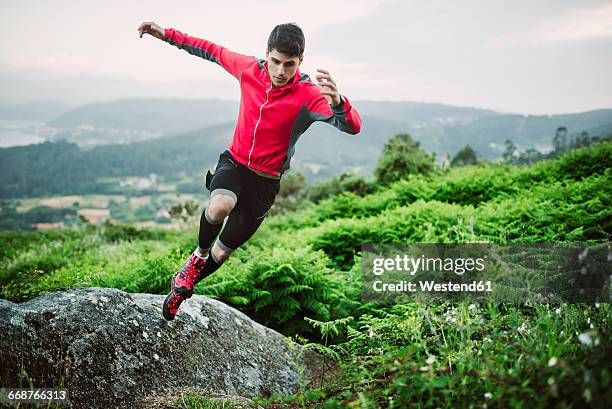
[0,288,314,409]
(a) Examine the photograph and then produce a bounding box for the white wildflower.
[468,304,477,312]
[444,310,457,323]
[547,357,558,367]
[578,332,595,346]
[426,355,435,365]
[419,366,429,372]
[484,392,492,400]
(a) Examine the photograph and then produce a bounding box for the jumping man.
[137,21,362,321]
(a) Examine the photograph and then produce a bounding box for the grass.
[179,393,237,409]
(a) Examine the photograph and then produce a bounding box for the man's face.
[266,49,303,87]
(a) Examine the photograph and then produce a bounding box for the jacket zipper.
[248,84,273,167]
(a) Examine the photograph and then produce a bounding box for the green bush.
[309,173,610,269]
[307,172,376,203]
[99,222,169,242]
[0,224,191,301]
[275,303,611,408]
[374,133,435,185]
[266,142,611,233]
[201,246,353,339]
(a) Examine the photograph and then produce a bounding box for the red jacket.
[163,28,362,177]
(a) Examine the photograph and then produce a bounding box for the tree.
[576,131,591,148]
[441,152,452,169]
[553,127,567,152]
[374,133,435,185]
[307,172,374,203]
[502,139,517,161]
[517,148,543,164]
[169,200,199,224]
[451,145,478,167]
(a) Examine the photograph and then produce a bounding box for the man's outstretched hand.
[316,68,342,108]
[138,21,166,40]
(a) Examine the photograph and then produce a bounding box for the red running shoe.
[162,291,185,321]
[162,251,207,321]
[173,251,207,298]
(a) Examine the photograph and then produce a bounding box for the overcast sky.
[1,0,611,114]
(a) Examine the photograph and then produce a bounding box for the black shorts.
[204,150,281,250]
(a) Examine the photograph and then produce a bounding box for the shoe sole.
[162,292,176,321]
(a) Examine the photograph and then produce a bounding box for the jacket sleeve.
[305,89,362,135]
[163,28,255,80]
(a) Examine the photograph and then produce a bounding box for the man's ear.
[298,55,303,66]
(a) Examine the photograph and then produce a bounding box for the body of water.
[0,119,56,147]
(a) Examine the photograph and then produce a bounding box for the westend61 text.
[372,280,493,292]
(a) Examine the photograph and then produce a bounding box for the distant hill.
[405,109,612,158]
[353,100,498,123]
[40,97,612,160]
[47,98,496,132]
[49,98,239,136]
[0,122,235,199]
[0,100,73,122]
[40,98,500,147]
[1,97,611,198]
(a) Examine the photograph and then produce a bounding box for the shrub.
[201,246,352,339]
[374,133,435,185]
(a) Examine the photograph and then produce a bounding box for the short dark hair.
[267,23,305,57]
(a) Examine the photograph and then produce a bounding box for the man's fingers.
[138,22,149,37]
[137,22,157,35]
[316,68,339,100]
[317,75,337,88]
[316,73,334,82]
[318,82,337,92]
[319,88,337,96]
